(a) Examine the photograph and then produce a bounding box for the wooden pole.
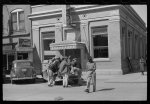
[92,71,96,92]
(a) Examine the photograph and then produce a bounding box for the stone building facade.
[28,5,147,75]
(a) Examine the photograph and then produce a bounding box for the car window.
[17,62,31,67]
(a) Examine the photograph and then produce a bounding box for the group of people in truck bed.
[46,55,96,93]
[47,56,82,87]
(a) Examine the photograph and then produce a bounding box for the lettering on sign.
[19,39,31,47]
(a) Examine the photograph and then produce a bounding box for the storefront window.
[92,26,108,58]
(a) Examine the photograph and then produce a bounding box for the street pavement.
[3,72,147,101]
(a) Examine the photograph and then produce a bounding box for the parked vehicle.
[10,60,36,84]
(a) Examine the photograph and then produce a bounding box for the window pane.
[12,22,17,31]
[92,26,107,34]
[19,11,24,21]
[94,47,108,58]
[43,39,55,50]
[93,34,108,46]
[11,13,17,22]
[19,21,25,30]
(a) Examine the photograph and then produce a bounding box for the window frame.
[11,9,25,32]
[91,26,109,60]
[42,31,55,51]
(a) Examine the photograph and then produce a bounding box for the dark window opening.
[92,26,108,58]
[17,53,28,60]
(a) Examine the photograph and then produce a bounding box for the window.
[42,31,55,51]
[11,9,25,32]
[92,26,109,58]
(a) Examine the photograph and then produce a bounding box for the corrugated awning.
[50,41,85,51]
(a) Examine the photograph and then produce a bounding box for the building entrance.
[65,49,81,63]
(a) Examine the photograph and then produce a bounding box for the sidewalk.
[105,72,147,83]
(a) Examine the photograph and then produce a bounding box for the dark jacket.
[50,59,60,73]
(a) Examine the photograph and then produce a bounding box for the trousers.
[63,73,69,87]
[47,70,55,85]
[86,71,94,90]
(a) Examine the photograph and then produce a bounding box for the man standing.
[84,56,96,93]
[48,56,60,87]
[58,56,70,87]
[139,56,145,75]
[47,57,55,86]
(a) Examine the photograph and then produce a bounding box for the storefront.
[50,40,85,70]
[29,5,146,75]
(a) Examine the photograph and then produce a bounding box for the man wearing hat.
[48,55,60,86]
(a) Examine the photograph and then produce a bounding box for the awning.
[16,47,33,52]
[50,41,85,51]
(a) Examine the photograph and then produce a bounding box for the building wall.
[3,5,32,73]
[119,5,147,74]
[3,5,31,37]
[29,5,146,75]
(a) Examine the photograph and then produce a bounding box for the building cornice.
[120,5,146,30]
[28,5,120,20]
[28,9,62,20]
[72,5,120,13]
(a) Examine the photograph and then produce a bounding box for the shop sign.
[19,38,31,47]
[3,45,12,51]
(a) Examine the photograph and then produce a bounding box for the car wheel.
[31,79,36,83]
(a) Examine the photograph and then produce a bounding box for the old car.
[10,60,36,84]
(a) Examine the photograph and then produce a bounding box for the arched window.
[11,9,25,32]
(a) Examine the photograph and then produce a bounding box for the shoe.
[48,84,53,87]
[84,89,89,93]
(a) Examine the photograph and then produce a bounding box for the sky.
[131,5,147,27]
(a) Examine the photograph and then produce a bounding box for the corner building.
[28,5,147,75]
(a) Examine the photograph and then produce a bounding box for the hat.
[55,56,60,59]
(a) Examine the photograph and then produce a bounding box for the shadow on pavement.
[3,77,47,85]
[96,88,115,92]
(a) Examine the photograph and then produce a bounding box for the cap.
[73,58,77,61]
